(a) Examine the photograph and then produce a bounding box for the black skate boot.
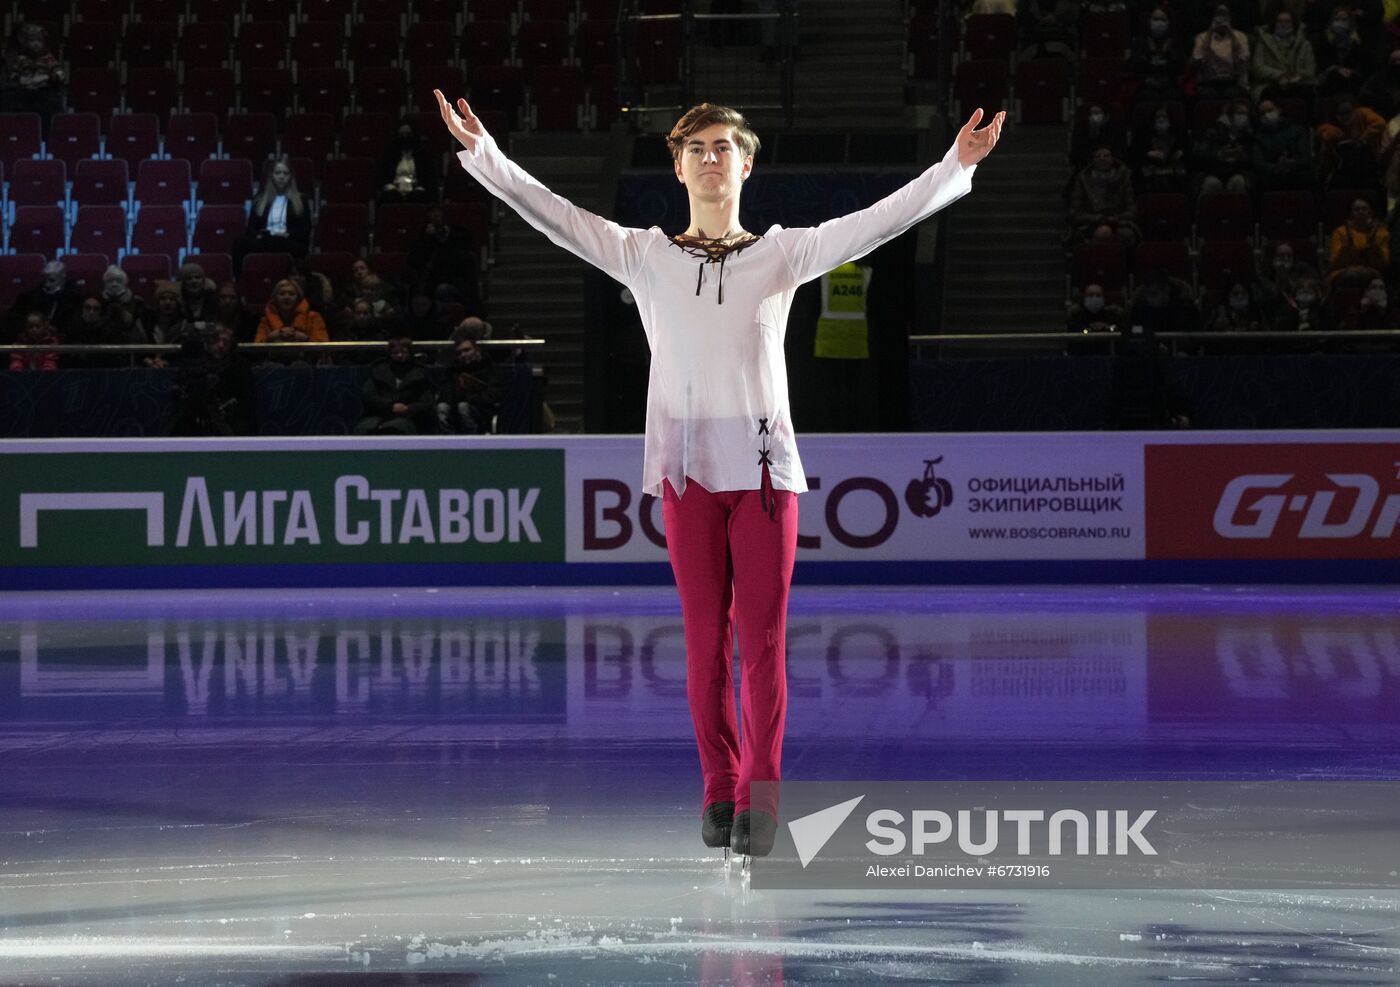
[730,809,778,857]
[701,801,735,848]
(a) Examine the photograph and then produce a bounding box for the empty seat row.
[1071,239,1299,298]
[1135,190,1384,247]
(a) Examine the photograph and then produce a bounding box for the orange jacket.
[255,298,328,344]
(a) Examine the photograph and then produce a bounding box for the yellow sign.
[815,262,871,359]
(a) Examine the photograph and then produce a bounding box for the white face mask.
[1229,294,1250,311]
[1084,295,1105,312]
[1273,257,1292,271]
[1295,291,1316,305]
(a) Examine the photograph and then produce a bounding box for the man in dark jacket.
[1250,97,1315,189]
[354,335,435,434]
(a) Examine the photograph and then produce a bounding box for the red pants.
[663,477,798,818]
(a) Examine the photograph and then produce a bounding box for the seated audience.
[1250,97,1315,189]
[1193,99,1255,194]
[7,310,60,371]
[1327,197,1390,289]
[436,336,500,435]
[1070,145,1139,244]
[255,278,329,346]
[355,335,435,434]
[1190,5,1250,98]
[377,122,440,205]
[1250,9,1316,101]
[232,155,311,274]
[0,23,64,132]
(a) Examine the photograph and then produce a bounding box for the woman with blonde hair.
[255,278,328,345]
[232,155,311,274]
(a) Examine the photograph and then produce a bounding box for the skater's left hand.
[957,107,1006,168]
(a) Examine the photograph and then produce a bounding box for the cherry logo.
[905,458,954,518]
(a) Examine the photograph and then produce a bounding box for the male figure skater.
[436,90,1003,856]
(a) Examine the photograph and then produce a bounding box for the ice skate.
[702,800,735,850]
[729,808,778,878]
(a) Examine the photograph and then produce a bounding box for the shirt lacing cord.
[693,252,728,305]
[757,417,775,521]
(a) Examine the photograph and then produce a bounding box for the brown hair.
[666,103,760,163]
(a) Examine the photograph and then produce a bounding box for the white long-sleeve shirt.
[456,133,977,498]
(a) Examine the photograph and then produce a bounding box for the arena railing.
[908,330,1400,357]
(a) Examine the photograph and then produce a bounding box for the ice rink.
[1,585,1397,985]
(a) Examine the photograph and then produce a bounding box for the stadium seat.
[356,66,408,118]
[575,16,618,70]
[121,253,173,302]
[69,205,130,258]
[1080,10,1129,59]
[183,69,238,129]
[341,112,395,159]
[0,254,47,307]
[312,202,370,254]
[404,21,457,65]
[223,114,278,167]
[470,65,526,132]
[235,23,289,69]
[64,20,118,69]
[182,252,233,287]
[961,13,1016,62]
[283,113,338,173]
[179,21,233,69]
[530,65,584,131]
[297,67,351,119]
[635,18,682,84]
[952,59,1010,117]
[1070,241,1127,296]
[349,21,400,70]
[320,157,377,205]
[165,113,220,169]
[460,20,514,69]
[0,112,41,173]
[1075,58,1123,111]
[9,206,67,257]
[1132,241,1192,286]
[240,67,296,118]
[1194,192,1254,244]
[72,159,131,212]
[191,205,249,256]
[105,114,161,172]
[7,159,67,221]
[292,20,346,68]
[1014,59,1070,125]
[45,114,102,173]
[239,252,295,307]
[133,159,194,217]
[516,19,571,67]
[305,250,357,287]
[1135,193,1191,242]
[197,158,256,207]
[1196,239,1255,294]
[130,204,190,261]
[124,67,178,127]
[60,253,112,294]
[122,21,179,69]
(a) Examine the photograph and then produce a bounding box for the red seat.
[313,202,369,253]
[235,22,289,69]
[341,112,395,158]
[296,68,351,120]
[282,113,337,175]
[517,19,571,68]
[1258,190,1318,244]
[292,19,345,67]
[349,21,400,70]
[197,158,256,206]
[0,253,47,307]
[1196,239,1255,294]
[1075,58,1123,111]
[8,159,67,217]
[1132,241,1192,286]
[182,68,237,128]
[368,250,408,283]
[64,20,118,69]
[106,114,161,172]
[245,0,296,22]
[952,59,1010,117]
[404,20,457,65]
[121,253,173,303]
[1081,10,1129,59]
[60,253,113,294]
[191,204,249,255]
[635,18,682,84]
[122,21,179,69]
[320,157,376,204]
[72,0,126,22]
[182,252,233,287]
[470,65,526,132]
[123,68,178,127]
[1070,241,1128,295]
[240,67,295,118]
[72,158,131,211]
[1014,58,1070,125]
[1135,193,1190,242]
[179,22,233,69]
[68,68,121,130]
[130,204,189,262]
[356,66,408,117]
[9,206,66,257]
[588,64,619,131]
[1194,192,1254,244]
[961,13,1016,62]
[69,205,129,258]
[0,112,42,172]
[441,201,490,261]
[374,202,427,253]
[223,114,278,167]
[165,113,220,168]
[134,159,194,214]
[305,250,357,287]
[905,14,941,79]
[412,65,465,111]
[530,65,584,130]
[523,0,577,23]
[1190,98,1229,136]
[301,0,358,26]
[469,0,521,23]
[460,19,514,69]
[126,0,185,23]
[46,113,102,173]
[575,17,617,70]
[239,252,295,307]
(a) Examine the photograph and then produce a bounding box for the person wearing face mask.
[232,155,311,275]
[1128,8,1184,98]
[1193,100,1255,194]
[1255,240,1318,321]
[1069,103,1126,174]
[1250,98,1315,189]
[377,122,440,205]
[1129,106,1188,192]
[1067,282,1126,343]
[1316,5,1376,99]
[1190,4,1250,98]
[1250,10,1316,101]
[1205,279,1263,336]
[1070,144,1139,244]
[1269,275,1335,335]
[0,23,65,133]
[1340,276,1399,333]
[354,335,435,434]
[1316,95,1385,186]
[1127,268,1201,333]
[5,260,80,342]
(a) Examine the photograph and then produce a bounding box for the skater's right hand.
[435,89,486,153]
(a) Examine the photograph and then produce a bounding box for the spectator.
[1269,273,1336,332]
[344,298,392,341]
[254,278,329,345]
[1255,240,1318,319]
[1069,104,1127,174]
[377,121,440,205]
[1359,48,1400,120]
[1067,282,1126,334]
[436,335,500,434]
[1205,279,1264,331]
[1250,96,1315,189]
[406,205,482,310]
[170,327,255,436]
[1315,5,1376,99]
[1317,95,1385,187]
[178,261,219,326]
[1190,5,1250,98]
[1250,9,1316,101]
[0,23,64,133]
[232,155,310,274]
[1339,275,1400,330]
[402,291,449,339]
[64,291,139,367]
[213,281,258,343]
[1382,113,1400,218]
[1193,99,1255,194]
[99,264,145,345]
[7,310,59,371]
[1327,196,1390,288]
[1070,144,1139,244]
[1128,8,1187,103]
[1129,103,1188,192]
[138,281,195,353]
[354,335,435,434]
[5,260,80,341]
[355,273,399,322]
[1127,269,1200,332]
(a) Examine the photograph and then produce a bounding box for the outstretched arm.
[772,108,1005,288]
[435,90,650,285]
